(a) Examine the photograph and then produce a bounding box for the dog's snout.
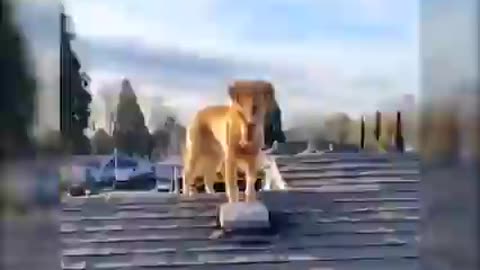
[247,123,256,141]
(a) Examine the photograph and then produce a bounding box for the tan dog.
[182,81,275,202]
[182,103,249,197]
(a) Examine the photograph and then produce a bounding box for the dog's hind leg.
[244,159,258,202]
[182,127,203,196]
[183,156,205,196]
[201,151,223,194]
[182,164,195,196]
[203,164,218,194]
[224,153,239,203]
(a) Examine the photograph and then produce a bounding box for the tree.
[36,129,65,155]
[164,115,186,156]
[150,128,170,161]
[60,10,92,154]
[325,112,352,145]
[264,100,286,147]
[70,56,92,154]
[91,128,114,154]
[98,84,119,135]
[148,95,177,132]
[113,79,150,157]
[0,0,37,159]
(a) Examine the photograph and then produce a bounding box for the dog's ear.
[262,83,276,113]
[228,85,239,103]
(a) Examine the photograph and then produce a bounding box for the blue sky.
[15,0,420,131]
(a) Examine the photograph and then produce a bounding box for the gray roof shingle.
[61,152,420,270]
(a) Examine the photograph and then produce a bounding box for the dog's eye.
[252,105,258,115]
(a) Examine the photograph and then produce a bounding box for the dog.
[182,80,275,202]
[181,103,250,197]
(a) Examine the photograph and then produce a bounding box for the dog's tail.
[178,127,190,195]
[180,131,190,172]
[180,139,195,195]
[180,142,186,165]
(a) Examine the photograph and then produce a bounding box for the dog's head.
[228,80,276,126]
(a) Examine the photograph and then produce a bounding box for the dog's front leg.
[203,169,217,194]
[182,171,191,196]
[224,154,239,203]
[182,170,195,196]
[245,159,258,202]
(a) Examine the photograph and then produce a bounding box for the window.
[105,159,115,169]
[116,159,137,168]
[86,160,101,168]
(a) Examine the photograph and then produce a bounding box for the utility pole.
[60,9,74,144]
[374,110,381,141]
[395,111,405,153]
[360,115,365,150]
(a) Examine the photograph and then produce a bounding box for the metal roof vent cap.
[218,201,271,231]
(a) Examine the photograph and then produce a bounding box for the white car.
[67,154,157,194]
[112,158,156,189]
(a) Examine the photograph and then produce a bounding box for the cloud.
[213,0,417,45]
[57,0,419,129]
[74,37,271,91]
[77,37,393,124]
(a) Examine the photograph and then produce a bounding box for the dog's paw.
[245,192,257,202]
[239,139,249,148]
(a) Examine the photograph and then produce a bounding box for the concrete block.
[219,201,270,230]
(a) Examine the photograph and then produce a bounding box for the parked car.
[67,162,102,196]
[112,157,156,190]
[65,154,157,195]
[68,184,86,197]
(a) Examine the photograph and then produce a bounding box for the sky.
[13,0,421,132]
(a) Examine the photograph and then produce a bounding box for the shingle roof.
[275,152,420,191]
[61,152,420,270]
